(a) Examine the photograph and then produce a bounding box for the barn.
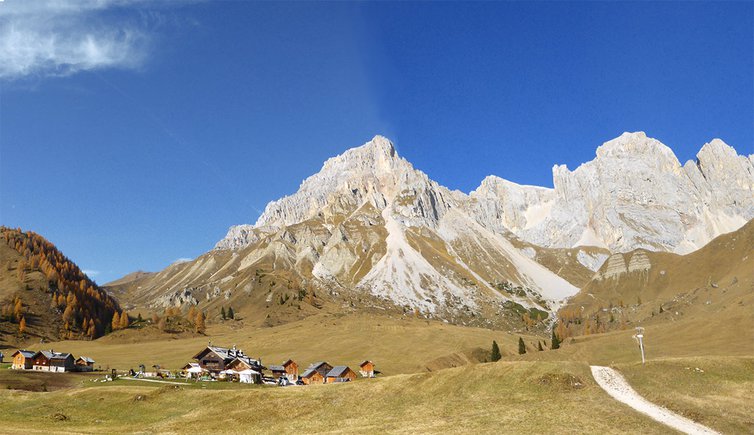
[306,361,333,377]
[325,366,357,383]
[300,368,325,385]
[359,360,376,378]
[75,356,96,372]
[11,350,34,370]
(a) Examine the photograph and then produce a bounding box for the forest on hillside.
[1,227,123,339]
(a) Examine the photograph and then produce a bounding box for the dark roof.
[307,361,330,370]
[360,360,373,367]
[282,359,296,367]
[50,353,72,361]
[326,366,353,378]
[268,365,286,372]
[193,345,259,364]
[301,369,320,378]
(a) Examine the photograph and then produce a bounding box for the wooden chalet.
[192,343,263,378]
[300,368,325,385]
[50,353,75,372]
[11,350,34,370]
[75,356,96,372]
[282,359,298,382]
[325,366,357,383]
[359,360,376,378]
[32,350,54,371]
[306,361,333,377]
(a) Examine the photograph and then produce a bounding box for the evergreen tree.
[518,337,527,355]
[228,307,234,320]
[537,341,544,351]
[490,340,502,362]
[137,313,143,322]
[221,306,226,320]
[551,329,561,350]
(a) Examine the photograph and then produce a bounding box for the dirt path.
[590,366,719,435]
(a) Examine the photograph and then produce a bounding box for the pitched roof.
[282,359,296,367]
[326,366,353,378]
[360,360,373,367]
[77,356,95,363]
[12,350,35,358]
[50,353,72,361]
[193,345,257,363]
[268,365,286,372]
[307,361,330,370]
[301,369,320,378]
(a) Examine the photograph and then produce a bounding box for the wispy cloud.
[172,257,193,264]
[0,0,156,80]
[82,269,100,277]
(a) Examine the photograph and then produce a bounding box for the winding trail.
[590,366,720,435]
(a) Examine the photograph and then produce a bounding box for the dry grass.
[29,313,535,375]
[0,361,670,434]
[617,357,754,434]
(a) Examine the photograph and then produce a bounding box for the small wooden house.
[50,353,75,372]
[11,350,34,370]
[268,365,286,380]
[32,350,54,371]
[325,366,357,383]
[359,360,375,378]
[282,359,298,382]
[306,361,333,378]
[300,368,325,385]
[75,356,95,372]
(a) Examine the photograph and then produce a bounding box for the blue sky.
[1,1,752,284]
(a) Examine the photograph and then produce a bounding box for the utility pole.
[633,327,646,364]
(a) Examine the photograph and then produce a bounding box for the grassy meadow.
[0,361,672,434]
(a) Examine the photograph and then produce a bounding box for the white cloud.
[82,269,100,277]
[172,257,193,265]
[0,0,153,80]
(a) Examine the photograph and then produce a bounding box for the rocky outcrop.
[471,132,754,254]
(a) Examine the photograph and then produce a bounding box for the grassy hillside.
[29,313,542,375]
[0,228,122,347]
[0,361,670,434]
[555,219,754,339]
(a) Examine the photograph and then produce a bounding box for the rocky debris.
[599,254,628,280]
[627,251,651,273]
[152,288,198,308]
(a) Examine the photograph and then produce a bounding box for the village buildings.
[10,349,93,373]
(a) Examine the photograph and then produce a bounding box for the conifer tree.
[221,306,226,320]
[111,311,121,331]
[228,307,234,320]
[490,340,502,362]
[119,311,130,329]
[518,337,527,355]
[537,341,544,351]
[551,329,561,350]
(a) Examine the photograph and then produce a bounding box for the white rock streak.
[590,366,720,435]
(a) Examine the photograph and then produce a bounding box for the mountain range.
[106,132,754,329]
